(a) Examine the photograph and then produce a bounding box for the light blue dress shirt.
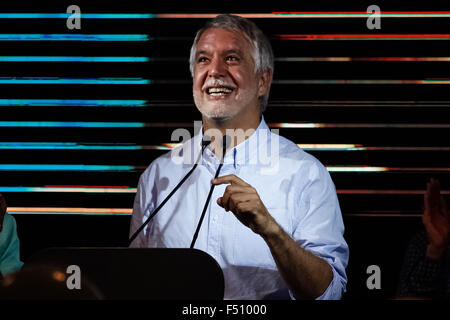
[130,117,349,299]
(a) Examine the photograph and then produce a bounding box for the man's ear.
[257,69,273,98]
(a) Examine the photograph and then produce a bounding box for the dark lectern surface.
[26,247,224,300]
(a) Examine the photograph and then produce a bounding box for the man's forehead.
[196,28,252,53]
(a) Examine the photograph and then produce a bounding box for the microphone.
[128,136,211,246]
[190,135,230,249]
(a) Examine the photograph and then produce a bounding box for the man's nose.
[208,58,227,78]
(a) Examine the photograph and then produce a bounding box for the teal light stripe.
[0,122,145,127]
[0,34,150,41]
[0,99,148,107]
[0,77,150,84]
[0,56,149,62]
[0,164,135,171]
[0,13,156,19]
[0,142,140,150]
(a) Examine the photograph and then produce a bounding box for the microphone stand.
[190,135,229,249]
[128,137,211,247]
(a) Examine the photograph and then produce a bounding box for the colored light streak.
[0,34,149,41]
[0,13,155,19]
[0,186,137,193]
[0,142,141,150]
[0,164,136,171]
[269,100,450,107]
[7,207,132,215]
[0,99,148,107]
[2,142,449,152]
[347,213,423,218]
[277,34,450,40]
[1,12,450,19]
[327,166,450,172]
[1,121,448,129]
[0,122,145,128]
[0,77,150,85]
[156,12,450,18]
[0,56,149,62]
[337,189,450,195]
[276,57,450,62]
[0,164,447,173]
[271,123,450,128]
[327,166,388,172]
[271,12,450,18]
[3,186,449,195]
[273,79,450,84]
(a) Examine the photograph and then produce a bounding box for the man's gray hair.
[189,14,274,112]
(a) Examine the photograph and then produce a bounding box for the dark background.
[1,1,449,299]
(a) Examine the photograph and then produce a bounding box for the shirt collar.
[197,115,271,168]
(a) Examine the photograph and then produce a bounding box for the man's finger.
[222,185,255,211]
[218,192,253,212]
[211,174,250,187]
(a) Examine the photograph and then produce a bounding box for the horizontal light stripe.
[0,164,447,173]
[2,12,450,19]
[0,99,148,107]
[337,189,450,195]
[1,142,449,152]
[0,186,137,193]
[278,34,450,40]
[0,142,141,150]
[0,56,149,62]
[276,57,450,62]
[157,12,450,18]
[0,34,149,41]
[2,122,446,129]
[269,100,450,107]
[3,186,448,195]
[0,142,180,150]
[327,166,450,172]
[20,100,444,108]
[0,122,145,127]
[0,13,155,19]
[327,166,388,172]
[272,123,450,128]
[273,79,450,84]
[298,144,450,151]
[0,77,150,84]
[7,207,132,215]
[0,164,136,171]
[346,213,422,218]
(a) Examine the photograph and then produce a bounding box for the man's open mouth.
[206,86,234,96]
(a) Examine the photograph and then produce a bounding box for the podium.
[26,247,225,300]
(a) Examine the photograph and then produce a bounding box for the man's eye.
[227,56,239,62]
[197,57,208,63]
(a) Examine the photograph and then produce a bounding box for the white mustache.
[202,79,235,91]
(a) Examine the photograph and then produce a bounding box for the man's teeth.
[207,87,233,95]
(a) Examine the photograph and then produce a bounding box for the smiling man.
[130,14,348,299]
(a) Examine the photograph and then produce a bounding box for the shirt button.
[213,215,218,223]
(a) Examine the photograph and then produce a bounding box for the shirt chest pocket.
[231,207,291,269]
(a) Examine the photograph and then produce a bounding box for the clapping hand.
[422,178,450,260]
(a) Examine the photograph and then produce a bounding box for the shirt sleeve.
[290,160,349,300]
[0,214,24,276]
[129,165,157,248]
